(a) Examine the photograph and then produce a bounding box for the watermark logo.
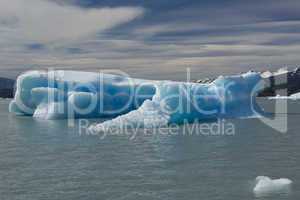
[13,68,289,138]
[78,118,235,140]
[251,77,288,133]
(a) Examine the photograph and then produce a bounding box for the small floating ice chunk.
[253,176,292,196]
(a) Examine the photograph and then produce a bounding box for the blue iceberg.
[9,70,263,129]
[9,70,156,119]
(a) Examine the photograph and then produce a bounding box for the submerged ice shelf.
[10,70,264,129]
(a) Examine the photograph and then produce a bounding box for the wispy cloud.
[1,0,300,80]
[0,0,144,43]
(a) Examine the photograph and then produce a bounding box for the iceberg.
[253,176,292,196]
[9,70,156,119]
[10,70,264,129]
[90,72,263,131]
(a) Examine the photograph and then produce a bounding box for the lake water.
[1,98,300,200]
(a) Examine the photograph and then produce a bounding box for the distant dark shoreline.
[2,68,300,99]
[0,77,15,98]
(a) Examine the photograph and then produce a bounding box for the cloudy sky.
[1,0,300,80]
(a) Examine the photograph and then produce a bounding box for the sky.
[1,0,300,80]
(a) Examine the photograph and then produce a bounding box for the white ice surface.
[253,176,292,196]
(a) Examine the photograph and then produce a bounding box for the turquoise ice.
[9,70,263,128]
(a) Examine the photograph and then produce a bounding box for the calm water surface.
[1,98,300,200]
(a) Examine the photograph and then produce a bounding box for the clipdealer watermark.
[78,118,235,140]
[14,68,288,139]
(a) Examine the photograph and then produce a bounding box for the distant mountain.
[0,77,15,98]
